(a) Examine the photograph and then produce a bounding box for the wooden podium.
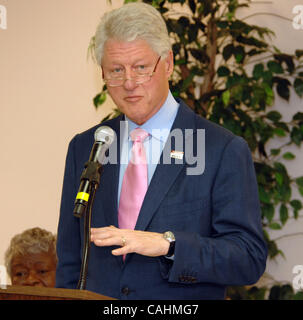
[0,285,116,300]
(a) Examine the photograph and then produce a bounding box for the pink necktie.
[118,128,149,231]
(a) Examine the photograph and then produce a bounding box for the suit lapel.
[95,101,197,232]
[135,101,197,231]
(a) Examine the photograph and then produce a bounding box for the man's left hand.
[90,226,169,257]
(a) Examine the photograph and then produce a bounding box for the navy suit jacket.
[56,99,267,299]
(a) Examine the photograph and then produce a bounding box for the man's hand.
[91,225,169,257]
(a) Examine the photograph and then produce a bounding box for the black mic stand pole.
[74,161,103,290]
[77,182,97,290]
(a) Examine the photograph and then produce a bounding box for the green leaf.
[290,199,302,211]
[268,285,282,300]
[276,185,292,203]
[188,24,198,43]
[234,45,245,63]
[217,21,229,29]
[251,85,267,109]
[93,91,107,108]
[247,48,266,57]
[267,61,284,74]
[275,122,289,133]
[294,78,303,97]
[226,12,234,21]
[280,285,296,300]
[291,127,303,146]
[275,172,283,185]
[263,83,274,106]
[188,0,196,13]
[191,66,204,76]
[262,203,275,222]
[253,63,264,80]
[279,204,288,225]
[266,111,282,122]
[259,186,271,204]
[222,117,242,136]
[247,286,267,300]
[266,239,281,259]
[282,152,295,160]
[217,66,230,77]
[222,90,230,106]
[262,70,273,86]
[168,19,185,37]
[181,72,195,91]
[293,112,303,121]
[274,54,295,74]
[296,177,303,187]
[274,77,291,101]
[269,222,282,230]
[189,48,209,62]
[172,43,181,55]
[273,128,286,137]
[178,16,190,28]
[199,0,212,16]
[270,148,280,156]
[100,108,121,122]
[275,162,289,174]
[236,35,267,48]
[299,187,303,197]
[174,58,186,65]
[223,44,234,61]
[293,291,303,300]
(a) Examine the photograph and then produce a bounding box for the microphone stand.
[74,161,103,290]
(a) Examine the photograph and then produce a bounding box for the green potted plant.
[91,0,303,299]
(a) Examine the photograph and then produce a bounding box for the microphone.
[73,126,115,217]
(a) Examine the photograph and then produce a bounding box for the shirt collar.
[125,90,179,143]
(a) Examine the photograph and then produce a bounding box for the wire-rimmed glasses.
[102,56,161,87]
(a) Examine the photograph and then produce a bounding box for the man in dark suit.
[56,2,267,299]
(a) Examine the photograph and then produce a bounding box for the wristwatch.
[163,231,175,257]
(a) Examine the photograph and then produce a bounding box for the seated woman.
[4,227,57,287]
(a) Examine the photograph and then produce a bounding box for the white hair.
[4,227,57,277]
[93,2,171,64]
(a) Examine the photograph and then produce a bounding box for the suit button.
[189,276,197,283]
[121,287,130,295]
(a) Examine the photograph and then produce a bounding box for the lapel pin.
[170,150,184,160]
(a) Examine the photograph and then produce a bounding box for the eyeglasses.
[102,56,161,87]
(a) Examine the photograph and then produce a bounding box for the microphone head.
[94,126,115,145]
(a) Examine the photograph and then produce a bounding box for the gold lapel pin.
[170,150,184,160]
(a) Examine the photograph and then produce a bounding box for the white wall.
[0,0,302,289]
[0,0,123,282]
[237,0,303,288]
